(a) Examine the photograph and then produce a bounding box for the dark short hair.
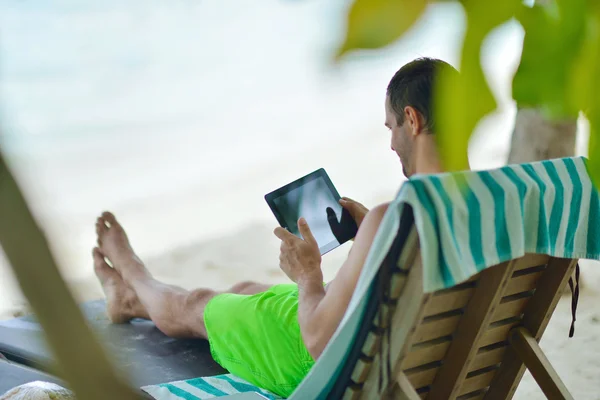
[386,57,458,133]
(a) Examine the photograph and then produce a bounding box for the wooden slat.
[342,385,363,400]
[513,254,550,271]
[486,257,578,400]
[492,296,530,322]
[523,263,577,339]
[459,369,497,396]
[509,327,573,399]
[396,227,419,271]
[504,271,543,297]
[394,371,421,400]
[351,357,373,384]
[390,273,409,299]
[374,303,395,328]
[479,319,521,348]
[405,365,440,389]
[413,314,461,343]
[362,250,426,400]
[387,260,435,379]
[402,339,451,370]
[470,345,507,372]
[427,261,517,400]
[423,287,474,317]
[457,389,488,400]
[361,331,382,357]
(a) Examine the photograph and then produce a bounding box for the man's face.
[385,96,414,177]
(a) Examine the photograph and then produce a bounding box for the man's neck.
[413,134,444,175]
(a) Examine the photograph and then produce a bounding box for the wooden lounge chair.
[334,207,579,399]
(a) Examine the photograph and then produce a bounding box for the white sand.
[0,2,598,397]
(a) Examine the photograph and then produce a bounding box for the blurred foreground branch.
[0,151,141,399]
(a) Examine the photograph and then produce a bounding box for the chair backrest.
[335,208,577,400]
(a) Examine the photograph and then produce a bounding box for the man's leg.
[93,212,273,339]
[121,274,271,339]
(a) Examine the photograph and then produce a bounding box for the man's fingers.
[340,197,358,208]
[340,197,368,213]
[297,218,318,246]
[340,200,358,216]
[274,227,295,241]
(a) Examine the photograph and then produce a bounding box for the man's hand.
[339,197,369,228]
[274,218,323,285]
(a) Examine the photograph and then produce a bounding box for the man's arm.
[276,204,387,360]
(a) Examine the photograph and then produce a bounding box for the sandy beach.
[1,168,599,399]
[1,0,599,398]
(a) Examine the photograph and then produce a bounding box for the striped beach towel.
[141,374,281,399]
[146,157,600,400]
[292,157,600,399]
[398,155,600,292]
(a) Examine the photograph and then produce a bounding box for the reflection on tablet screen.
[272,176,343,252]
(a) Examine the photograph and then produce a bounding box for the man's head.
[385,57,459,177]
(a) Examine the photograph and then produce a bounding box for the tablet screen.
[266,169,358,254]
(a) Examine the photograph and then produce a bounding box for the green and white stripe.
[401,156,600,292]
[142,374,281,400]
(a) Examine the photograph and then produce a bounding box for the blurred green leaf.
[435,0,521,171]
[336,0,427,59]
[578,8,600,188]
[590,118,600,188]
[513,0,587,119]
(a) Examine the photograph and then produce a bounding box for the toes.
[96,218,107,246]
[101,211,117,228]
[96,218,108,234]
[93,247,117,281]
[92,247,108,265]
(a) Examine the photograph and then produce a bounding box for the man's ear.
[403,106,424,137]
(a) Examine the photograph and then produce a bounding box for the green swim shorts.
[204,283,315,398]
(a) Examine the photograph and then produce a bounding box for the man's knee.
[229,281,271,295]
[229,281,256,294]
[156,289,216,338]
[185,288,218,313]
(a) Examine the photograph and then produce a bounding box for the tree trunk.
[507,108,577,164]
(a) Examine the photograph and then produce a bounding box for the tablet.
[265,168,358,255]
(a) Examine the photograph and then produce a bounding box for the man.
[93,57,457,397]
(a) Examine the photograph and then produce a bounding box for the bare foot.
[95,211,149,282]
[93,247,147,323]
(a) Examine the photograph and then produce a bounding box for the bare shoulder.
[364,202,390,223]
[350,202,390,253]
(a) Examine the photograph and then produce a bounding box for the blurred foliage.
[436,0,521,173]
[0,153,142,399]
[336,0,600,186]
[515,0,587,118]
[336,0,427,60]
